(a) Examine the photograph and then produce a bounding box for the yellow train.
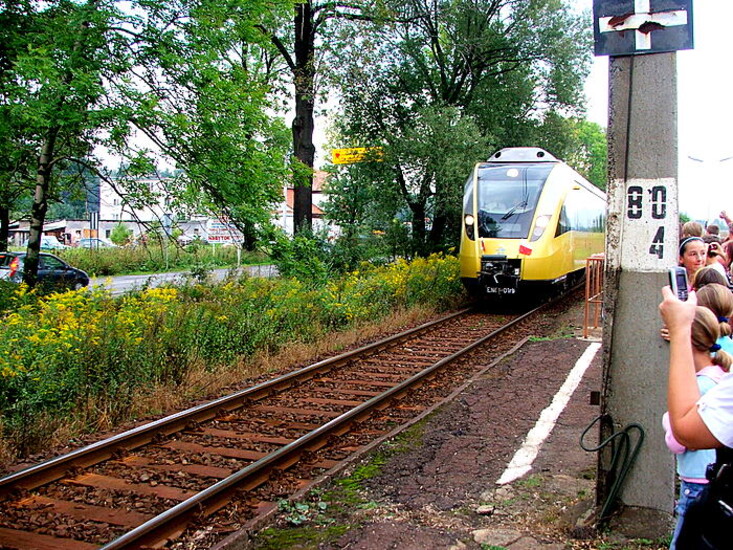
[459,147,606,297]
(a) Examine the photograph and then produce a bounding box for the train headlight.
[530,215,551,242]
[464,214,475,239]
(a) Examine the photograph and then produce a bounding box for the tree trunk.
[428,211,447,252]
[0,205,9,252]
[292,1,315,234]
[241,222,257,251]
[24,127,58,287]
[410,203,428,257]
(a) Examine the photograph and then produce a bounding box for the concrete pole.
[598,52,679,538]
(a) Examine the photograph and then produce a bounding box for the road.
[89,264,277,296]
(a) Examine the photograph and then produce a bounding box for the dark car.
[0,252,90,291]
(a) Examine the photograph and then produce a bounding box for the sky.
[581,0,733,222]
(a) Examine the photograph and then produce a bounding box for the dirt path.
[242,299,671,550]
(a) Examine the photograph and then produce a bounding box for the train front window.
[474,164,552,238]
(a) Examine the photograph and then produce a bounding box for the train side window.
[556,204,571,236]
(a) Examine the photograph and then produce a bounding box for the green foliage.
[277,499,329,526]
[335,455,388,496]
[0,254,464,457]
[268,231,332,284]
[109,0,293,246]
[254,524,351,550]
[1,0,294,278]
[328,0,593,255]
[0,280,35,316]
[109,223,133,246]
[534,115,607,190]
[58,244,256,277]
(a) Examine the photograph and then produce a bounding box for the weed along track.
[0,298,566,550]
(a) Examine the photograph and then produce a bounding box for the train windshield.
[466,164,553,238]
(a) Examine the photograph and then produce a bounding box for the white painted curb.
[496,342,601,485]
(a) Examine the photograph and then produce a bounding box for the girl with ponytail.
[663,306,731,549]
[695,283,733,356]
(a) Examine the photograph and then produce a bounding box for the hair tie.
[719,316,730,323]
[680,236,704,255]
[710,343,722,353]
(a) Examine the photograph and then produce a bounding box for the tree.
[109,222,132,245]
[0,0,132,284]
[0,1,38,251]
[109,0,293,250]
[570,119,607,191]
[264,1,382,234]
[330,0,592,254]
[0,0,298,282]
[529,113,607,189]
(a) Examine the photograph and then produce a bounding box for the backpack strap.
[716,446,733,467]
[710,447,733,497]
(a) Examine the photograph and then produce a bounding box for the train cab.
[459,147,606,297]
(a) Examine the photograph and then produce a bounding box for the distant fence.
[584,254,604,339]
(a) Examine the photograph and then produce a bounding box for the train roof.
[486,147,559,163]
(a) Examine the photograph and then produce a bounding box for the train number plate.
[486,287,516,295]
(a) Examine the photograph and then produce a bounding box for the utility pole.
[593,0,694,538]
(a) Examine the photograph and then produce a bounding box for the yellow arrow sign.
[332,147,383,165]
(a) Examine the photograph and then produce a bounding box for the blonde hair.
[692,306,732,371]
[693,266,729,290]
[696,283,733,337]
[682,221,704,238]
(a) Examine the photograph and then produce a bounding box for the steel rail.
[99,301,545,549]
[0,307,472,498]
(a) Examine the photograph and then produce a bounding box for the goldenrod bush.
[0,254,464,457]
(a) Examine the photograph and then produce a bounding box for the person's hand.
[721,210,728,219]
[660,325,670,342]
[659,286,697,335]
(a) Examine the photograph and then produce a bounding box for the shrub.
[0,254,464,458]
[269,232,332,284]
[59,243,264,276]
[109,223,133,246]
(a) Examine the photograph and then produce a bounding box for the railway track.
[0,297,566,550]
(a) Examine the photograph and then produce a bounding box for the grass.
[56,242,260,277]
[250,413,437,549]
[0,254,465,464]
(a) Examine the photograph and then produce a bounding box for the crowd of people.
[659,211,733,548]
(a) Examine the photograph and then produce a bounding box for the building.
[9,173,336,246]
[273,171,331,236]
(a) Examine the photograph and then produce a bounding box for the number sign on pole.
[606,178,679,271]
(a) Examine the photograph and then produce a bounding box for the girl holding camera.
[660,288,733,549]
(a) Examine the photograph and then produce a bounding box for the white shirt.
[698,372,733,448]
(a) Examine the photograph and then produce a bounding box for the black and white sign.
[594,0,694,56]
[607,177,679,270]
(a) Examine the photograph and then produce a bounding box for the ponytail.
[712,349,733,372]
[696,283,733,337]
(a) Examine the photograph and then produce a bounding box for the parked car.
[21,235,70,251]
[0,252,89,291]
[41,235,70,250]
[77,238,117,249]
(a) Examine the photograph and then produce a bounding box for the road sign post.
[594,0,694,538]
